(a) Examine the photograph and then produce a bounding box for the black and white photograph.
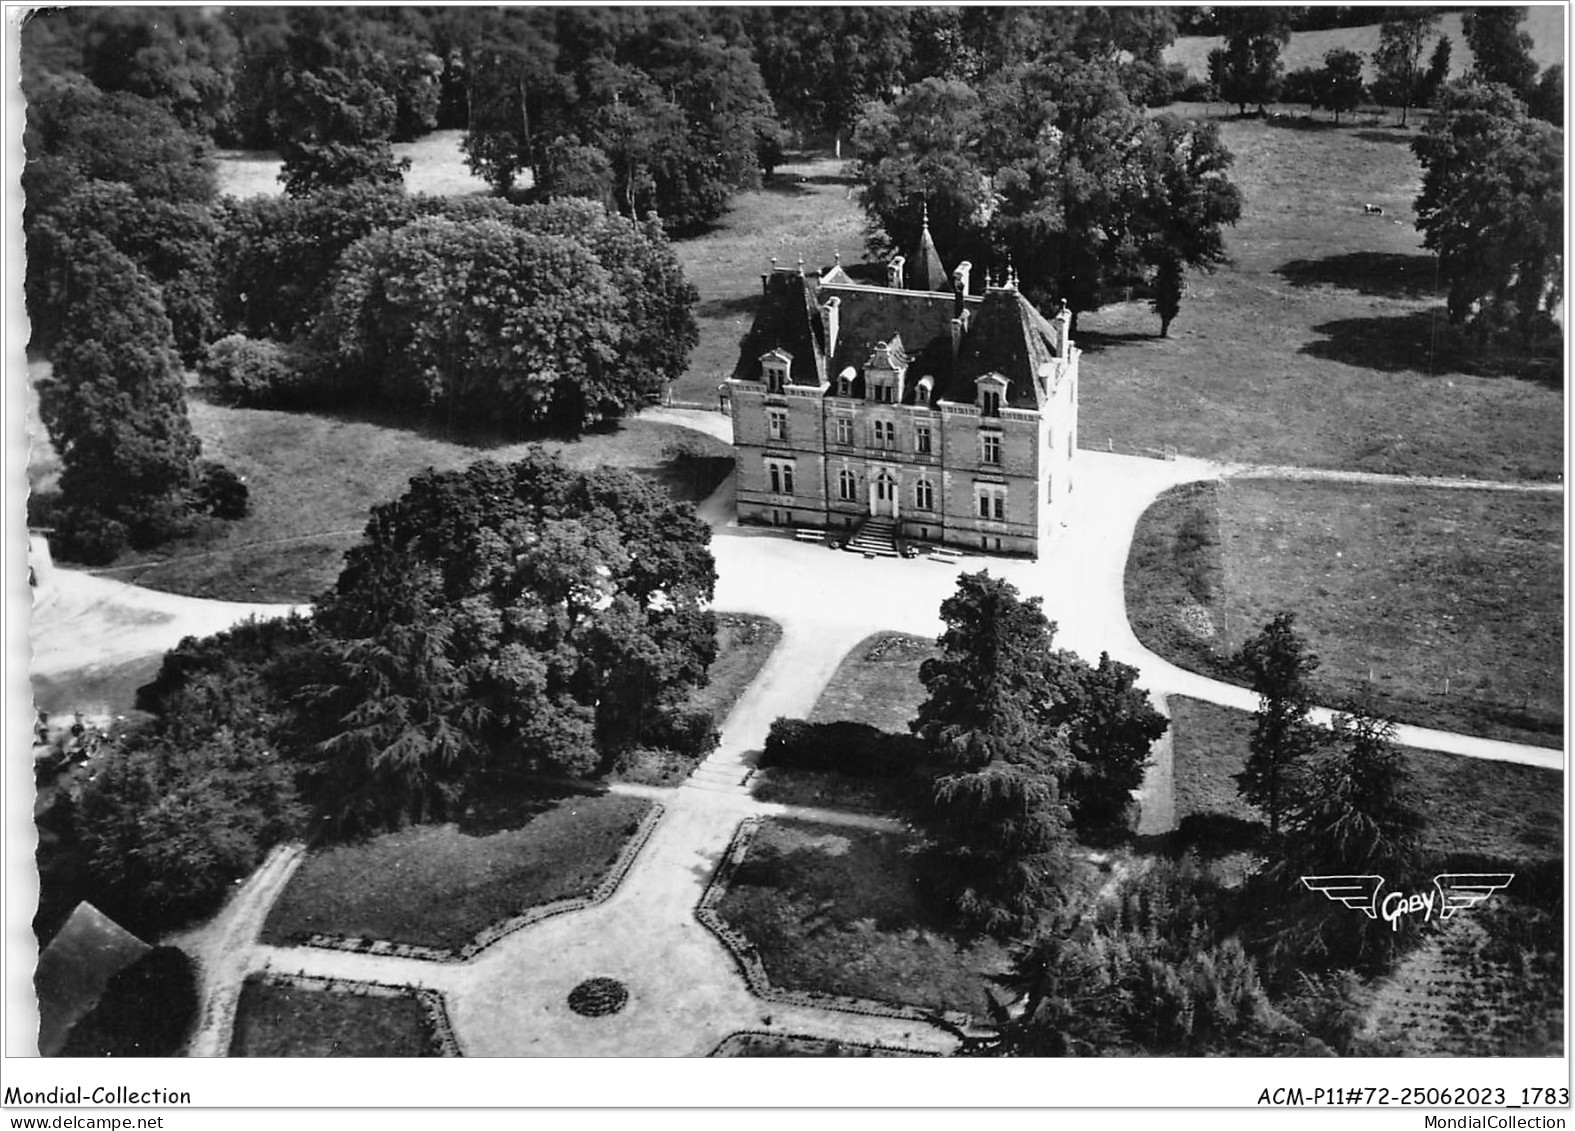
[3,1,1567,1123]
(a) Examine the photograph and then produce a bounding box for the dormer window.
[981,389,1001,417]
[837,367,855,398]
[915,376,934,405]
[760,348,792,394]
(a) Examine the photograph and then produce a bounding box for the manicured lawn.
[690,614,783,731]
[261,792,651,951]
[229,979,434,1057]
[1170,696,1562,865]
[712,818,1008,1015]
[1127,478,1563,747]
[28,369,733,602]
[808,632,936,732]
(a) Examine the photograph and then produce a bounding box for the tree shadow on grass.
[1074,328,1157,353]
[1302,310,1563,388]
[310,399,610,451]
[1354,129,1416,146]
[695,293,760,320]
[1276,252,1443,300]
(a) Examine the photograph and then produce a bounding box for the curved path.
[29,407,1561,1058]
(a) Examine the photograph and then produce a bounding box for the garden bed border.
[235,970,461,1057]
[708,1030,941,1057]
[288,801,665,963]
[695,817,976,1034]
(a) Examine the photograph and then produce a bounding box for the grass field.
[1166,10,1567,86]
[1076,108,1562,481]
[214,129,493,199]
[1127,478,1563,747]
[1169,696,1562,865]
[229,979,434,1057]
[27,367,733,602]
[713,817,1008,1015]
[261,791,650,950]
[807,632,936,732]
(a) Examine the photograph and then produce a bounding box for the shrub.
[60,946,200,1056]
[760,718,922,777]
[191,460,249,520]
[646,706,721,761]
[52,507,128,565]
[199,334,308,408]
[1175,812,1265,855]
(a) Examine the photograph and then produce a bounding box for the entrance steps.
[846,516,899,558]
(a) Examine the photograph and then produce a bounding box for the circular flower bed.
[568,977,629,1017]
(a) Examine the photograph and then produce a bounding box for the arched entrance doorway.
[870,470,899,518]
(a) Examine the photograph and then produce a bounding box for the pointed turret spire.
[910,198,948,293]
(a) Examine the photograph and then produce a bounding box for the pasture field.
[1166,10,1566,85]
[1127,479,1563,747]
[214,129,491,199]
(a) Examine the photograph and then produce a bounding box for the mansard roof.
[733,266,1063,411]
[730,269,828,385]
[954,289,1063,410]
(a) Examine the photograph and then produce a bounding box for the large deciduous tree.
[913,572,1078,937]
[1412,80,1563,345]
[1462,6,1538,99]
[316,216,628,429]
[1207,8,1292,115]
[1233,612,1322,838]
[1374,11,1442,126]
[23,79,219,361]
[34,234,205,560]
[1134,115,1242,336]
[854,64,1241,334]
[303,453,716,833]
[1051,652,1169,841]
[1314,48,1367,124]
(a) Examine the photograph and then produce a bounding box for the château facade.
[727,219,1080,557]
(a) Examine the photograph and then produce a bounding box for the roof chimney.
[952,260,972,318]
[950,316,964,363]
[888,255,906,290]
[823,296,841,356]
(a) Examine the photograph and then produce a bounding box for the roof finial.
[834,248,841,264]
[1007,254,1018,291]
[770,256,778,270]
[922,199,930,230]
[797,256,805,276]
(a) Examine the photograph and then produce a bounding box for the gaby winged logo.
[1300,874,1514,931]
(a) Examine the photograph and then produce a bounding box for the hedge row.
[759,719,923,778]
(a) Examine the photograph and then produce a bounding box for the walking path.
[31,407,1563,1057]
[1223,463,1563,493]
